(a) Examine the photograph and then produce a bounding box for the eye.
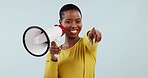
[76,20,81,24]
[65,20,71,24]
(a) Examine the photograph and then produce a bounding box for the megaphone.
[23,25,65,57]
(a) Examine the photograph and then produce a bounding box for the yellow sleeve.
[44,52,58,78]
[83,31,98,52]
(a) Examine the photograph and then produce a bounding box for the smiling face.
[60,10,82,39]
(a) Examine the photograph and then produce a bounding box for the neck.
[62,36,80,50]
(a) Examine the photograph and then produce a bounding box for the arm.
[44,52,58,78]
[44,41,60,78]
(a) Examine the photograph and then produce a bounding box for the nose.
[71,22,77,27]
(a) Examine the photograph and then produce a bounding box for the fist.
[88,27,102,45]
[49,41,61,62]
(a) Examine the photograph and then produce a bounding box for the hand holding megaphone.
[23,24,65,57]
[49,41,61,62]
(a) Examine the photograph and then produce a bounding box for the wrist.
[51,57,58,62]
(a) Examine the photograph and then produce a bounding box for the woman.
[44,4,102,78]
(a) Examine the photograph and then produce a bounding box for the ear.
[59,20,62,25]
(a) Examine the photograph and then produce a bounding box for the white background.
[0,0,148,78]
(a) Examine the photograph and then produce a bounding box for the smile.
[69,30,78,35]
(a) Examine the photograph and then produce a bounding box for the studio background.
[0,0,148,78]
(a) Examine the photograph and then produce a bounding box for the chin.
[69,36,78,39]
[68,35,79,39]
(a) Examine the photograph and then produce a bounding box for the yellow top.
[44,33,98,78]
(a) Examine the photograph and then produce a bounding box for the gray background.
[0,0,148,78]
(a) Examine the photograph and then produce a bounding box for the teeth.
[70,30,78,34]
[71,30,77,33]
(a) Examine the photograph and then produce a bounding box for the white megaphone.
[23,25,65,57]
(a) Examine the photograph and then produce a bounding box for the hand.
[49,41,61,62]
[88,27,102,45]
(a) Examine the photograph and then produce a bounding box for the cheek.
[61,21,69,28]
[79,25,82,31]
[63,25,70,29]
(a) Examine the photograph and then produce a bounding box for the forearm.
[44,52,58,78]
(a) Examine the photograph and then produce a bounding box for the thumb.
[88,36,93,45]
[88,27,96,45]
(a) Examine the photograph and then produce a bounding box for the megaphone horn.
[23,25,65,57]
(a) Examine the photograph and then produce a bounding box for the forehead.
[62,10,82,20]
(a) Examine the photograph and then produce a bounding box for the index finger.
[91,27,97,34]
[51,41,57,47]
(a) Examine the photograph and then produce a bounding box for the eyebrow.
[66,18,81,20]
